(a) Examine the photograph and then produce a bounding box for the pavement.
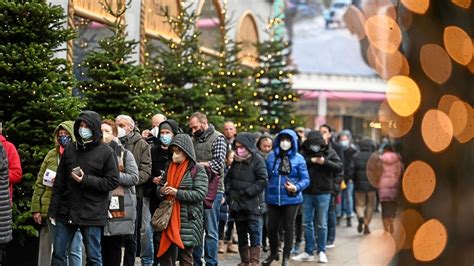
[136,213,386,265]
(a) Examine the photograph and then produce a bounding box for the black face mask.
[193,129,204,138]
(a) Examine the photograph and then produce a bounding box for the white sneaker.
[292,252,315,261]
[326,242,335,248]
[319,252,328,263]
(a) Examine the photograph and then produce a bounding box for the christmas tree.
[79,0,160,127]
[254,18,300,133]
[0,0,85,243]
[211,6,259,131]
[147,5,224,128]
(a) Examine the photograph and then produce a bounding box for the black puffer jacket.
[225,133,268,218]
[49,111,119,226]
[0,143,12,244]
[351,138,377,192]
[302,131,343,195]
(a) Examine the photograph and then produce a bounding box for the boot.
[218,240,225,254]
[238,246,250,266]
[281,255,290,266]
[262,252,279,266]
[357,218,364,233]
[346,217,352,227]
[227,241,239,254]
[249,246,261,266]
[363,224,371,235]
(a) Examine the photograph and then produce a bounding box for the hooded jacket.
[0,143,12,244]
[158,134,208,247]
[265,129,310,206]
[31,121,75,219]
[350,138,377,192]
[0,134,22,200]
[302,131,343,195]
[225,133,268,217]
[48,111,119,226]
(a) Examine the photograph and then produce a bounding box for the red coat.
[0,135,22,200]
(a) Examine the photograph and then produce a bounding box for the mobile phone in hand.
[72,166,82,176]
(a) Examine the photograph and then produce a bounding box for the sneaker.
[292,252,315,262]
[319,252,328,263]
[291,245,301,254]
[326,242,335,249]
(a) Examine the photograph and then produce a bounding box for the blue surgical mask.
[340,140,350,148]
[79,127,93,140]
[58,135,72,147]
[160,134,172,146]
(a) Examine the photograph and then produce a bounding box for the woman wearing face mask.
[263,129,310,266]
[156,134,208,266]
[149,120,182,266]
[100,120,139,266]
[224,133,268,266]
[30,121,83,266]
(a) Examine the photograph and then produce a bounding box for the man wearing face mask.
[337,130,358,227]
[48,111,119,265]
[31,121,83,266]
[188,112,227,266]
[115,114,153,266]
[142,113,167,145]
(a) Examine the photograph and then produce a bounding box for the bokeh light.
[438,94,460,114]
[358,230,397,265]
[399,53,410,76]
[379,100,414,138]
[466,39,474,73]
[365,15,402,53]
[398,7,413,30]
[398,209,425,249]
[420,44,453,84]
[401,0,430,14]
[403,161,436,204]
[421,110,453,153]
[366,151,383,188]
[449,100,469,139]
[386,75,421,117]
[392,217,407,252]
[343,5,367,40]
[444,26,473,65]
[451,0,472,8]
[362,0,397,20]
[453,102,474,143]
[375,50,403,79]
[413,219,448,262]
[367,45,378,69]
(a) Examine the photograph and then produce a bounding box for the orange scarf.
[157,159,189,257]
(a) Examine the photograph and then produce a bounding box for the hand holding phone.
[71,166,84,183]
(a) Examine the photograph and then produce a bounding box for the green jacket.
[30,121,75,218]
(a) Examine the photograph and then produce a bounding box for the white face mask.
[118,127,126,138]
[150,127,159,138]
[280,140,292,151]
[172,152,186,164]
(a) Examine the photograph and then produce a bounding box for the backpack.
[190,164,220,209]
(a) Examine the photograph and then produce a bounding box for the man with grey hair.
[115,115,152,266]
[141,113,167,139]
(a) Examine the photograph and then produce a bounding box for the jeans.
[140,197,154,266]
[342,180,354,217]
[52,221,101,266]
[38,220,83,266]
[235,217,262,247]
[267,204,298,257]
[327,195,337,243]
[193,192,223,266]
[302,193,331,254]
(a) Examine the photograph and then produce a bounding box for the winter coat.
[0,143,12,244]
[342,144,358,182]
[351,138,377,192]
[378,151,402,202]
[0,135,22,200]
[158,134,208,247]
[225,133,268,218]
[31,121,75,219]
[48,111,119,226]
[302,131,343,195]
[104,142,139,236]
[265,129,310,206]
[121,131,151,198]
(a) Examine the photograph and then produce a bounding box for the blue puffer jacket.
[265,129,310,206]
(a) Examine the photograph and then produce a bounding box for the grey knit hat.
[170,134,196,163]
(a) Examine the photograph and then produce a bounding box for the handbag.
[151,198,175,232]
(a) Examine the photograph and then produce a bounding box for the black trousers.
[294,205,303,244]
[102,235,123,266]
[158,244,193,266]
[267,204,298,257]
